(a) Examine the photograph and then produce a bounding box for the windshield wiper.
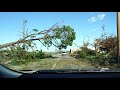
[19,69,36,73]
[33,68,120,74]
[33,69,81,74]
[79,68,120,72]
[33,69,101,74]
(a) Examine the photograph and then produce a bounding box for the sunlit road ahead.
[51,53,80,69]
[8,53,95,71]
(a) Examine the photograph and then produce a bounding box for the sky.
[0,12,117,52]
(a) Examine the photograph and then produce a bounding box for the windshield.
[0,12,118,73]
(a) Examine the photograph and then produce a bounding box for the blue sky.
[0,12,117,52]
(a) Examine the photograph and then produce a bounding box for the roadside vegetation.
[70,32,118,68]
[0,20,119,71]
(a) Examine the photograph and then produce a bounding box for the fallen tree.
[0,20,76,50]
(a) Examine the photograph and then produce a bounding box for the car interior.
[1,64,120,78]
[0,12,120,78]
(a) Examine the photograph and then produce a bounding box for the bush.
[9,60,31,65]
[85,56,96,61]
[25,52,36,60]
[94,53,107,65]
[45,53,52,58]
[75,51,86,59]
[35,52,52,59]
[24,51,47,59]
[106,51,117,64]
[10,50,52,60]
[93,52,117,65]
[73,48,96,59]
[9,60,22,65]
[35,51,46,59]
[87,50,96,56]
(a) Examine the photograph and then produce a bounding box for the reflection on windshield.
[0,12,118,72]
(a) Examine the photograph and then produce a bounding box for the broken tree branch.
[0,22,59,49]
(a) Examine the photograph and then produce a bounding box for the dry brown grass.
[6,58,95,72]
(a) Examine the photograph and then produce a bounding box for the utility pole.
[117,12,120,63]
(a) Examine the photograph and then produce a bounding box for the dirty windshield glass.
[0,12,118,72]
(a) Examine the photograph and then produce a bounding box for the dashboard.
[1,64,120,78]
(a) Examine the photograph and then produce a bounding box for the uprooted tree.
[0,20,76,51]
[93,26,117,56]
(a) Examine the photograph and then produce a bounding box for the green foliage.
[95,34,117,53]
[91,34,117,65]
[106,51,117,64]
[0,50,9,59]
[18,51,52,60]
[87,52,117,65]
[0,47,26,60]
[45,53,52,58]
[74,47,96,59]
[42,25,76,49]
[10,46,26,60]
[9,60,24,65]
[94,53,107,65]
[25,52,36,60]
[9,59,38,66]
[85,56,96,61]
[0,48,52,61]
[0,24,76,66]
[71,32,117,66]
[87,50,96,56]
[75,50,86,59]
[35,51,46,59]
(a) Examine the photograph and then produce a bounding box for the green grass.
[2,57,120,72]
[5,59,57,71]
[2,58,97,71]
[53,60,95,69]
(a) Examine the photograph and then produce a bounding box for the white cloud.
[97,14,106,20]
[88,17,97,22]
[88,13,106,22]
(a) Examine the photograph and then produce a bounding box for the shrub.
[93,52,117,65]
[75,51,86,59]
[106,51,117,64]
[85,56,96,61]
[35,51,46,59]
[94,54,107,65]
[9,60,31,65]
[45,53,52,58]
[87,50,96,56]
[73,48,96,59]
[25,52,36,60]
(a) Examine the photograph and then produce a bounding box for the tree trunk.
[0,37,45,49]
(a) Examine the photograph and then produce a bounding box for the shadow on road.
[49,57,58,59]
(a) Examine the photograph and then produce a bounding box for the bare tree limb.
[0,22,59,49]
